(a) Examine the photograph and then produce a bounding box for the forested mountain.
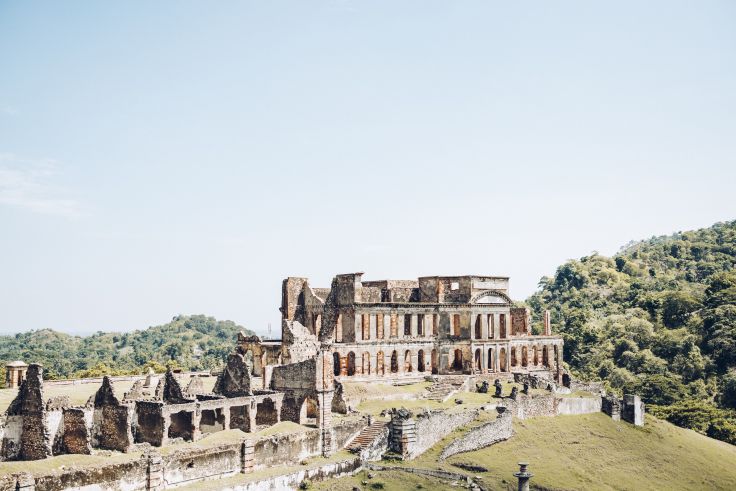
[0,315,254,383]
[527,220,736,442]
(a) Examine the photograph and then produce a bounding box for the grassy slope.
[321,412,736,491]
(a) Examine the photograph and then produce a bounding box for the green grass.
[312,469,455,490]
[401,412,736,490]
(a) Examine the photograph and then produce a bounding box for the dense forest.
[527,220,736,443]
[0,315,254,384]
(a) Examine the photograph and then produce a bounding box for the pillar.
[481,313,489,339]
[514,462,533,491]
[191,409,202,441]
[370,314,377,340]
[146,453,164,491]
[411,314,418,337]
[544,310,551,336]
[240,439,255,473]
[248,401,257,432]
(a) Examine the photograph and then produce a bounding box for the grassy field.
[328,412,736,491]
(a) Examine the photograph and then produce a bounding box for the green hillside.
[0,315,254,383]
[527,220,736,443]
[319,413,736,490]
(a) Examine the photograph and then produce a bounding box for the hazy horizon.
[2,2,735,336]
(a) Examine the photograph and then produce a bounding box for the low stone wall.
[557,396,602,415]
[212,456,362,491]
[514,394,558,419]
[0,418,366,491]
[410,408,478,459]
[439,410,513,460]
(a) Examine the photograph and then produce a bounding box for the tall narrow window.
[376,314,384,339]
[404,314,412,336]
[499,314,506,338]
[417,314,424,336]
[474,315,482,339]
[433,314,438,336]
[488,314,494,339]
[390,313,398,338]
[452,314,461,336]
[362,314,370,340]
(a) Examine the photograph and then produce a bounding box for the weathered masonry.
[277,273,564,382]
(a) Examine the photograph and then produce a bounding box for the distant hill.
[0,315,254,382]
[527,220,736,443]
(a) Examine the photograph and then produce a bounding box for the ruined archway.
[522,346,528,367]
[474,315,482,339]
[511,347,517,367]
[474,349,481,371]
[452,349,463,371]
[543,346,549,367]
[347,352,356,376]
[431,349,438,374]
[417,350,425,372]
[404,350,413,373]
[390,350,398,373]
[333,352,341,377]
[488,348,494,371]
[533,346,539,366]
[499,348,507,372]
[376,351,385,376]
[362,352,371,376]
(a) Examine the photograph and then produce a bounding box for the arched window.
[376,351,385,375]
[431,349,438,374]
[347,352,356,376]
[404,350,413,372]
[453,349,463,371]
[390,350,398,373]
[522,346,528,367]
[499,348,507,372]
[488,348,494,371]
[362,352,371,375]
[474,315,482,339]
[474,349,482,371]
[333,352,341,377]
[511,347,517,367]
[417,350,425,372]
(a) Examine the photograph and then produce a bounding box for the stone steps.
[346,421,388,453]
[423,379,467,402]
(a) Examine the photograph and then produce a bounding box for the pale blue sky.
[1,1,735,336]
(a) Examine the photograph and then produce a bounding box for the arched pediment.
[470,290,512,305]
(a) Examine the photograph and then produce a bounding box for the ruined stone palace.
[275,273,564,381]
[0,272,565,465]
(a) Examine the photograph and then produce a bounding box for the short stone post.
[240,439,255,473]
[514,462,533,491]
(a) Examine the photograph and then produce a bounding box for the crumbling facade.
[276,273,564,382]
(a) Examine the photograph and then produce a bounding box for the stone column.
[544,310,551,336]
[191,408,202,441]
[514,462,533,491]
[481,313,489,339]
[493,314,500,339]
[240,439,255,473]
[481,346,488,374]
[146,453,164,491]
[222,406,231,431]
[370,314,377,340]
[411,314,418,338]
[247,401,257,432]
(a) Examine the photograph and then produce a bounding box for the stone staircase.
[347,421,388,453]
[423,378,467,402]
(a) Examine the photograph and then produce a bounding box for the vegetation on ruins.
[527,219,736,443]
[0,315,254,383]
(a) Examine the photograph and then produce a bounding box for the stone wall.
[557,396,603,415]
[410,408,479,459]
[439,409,512,460]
